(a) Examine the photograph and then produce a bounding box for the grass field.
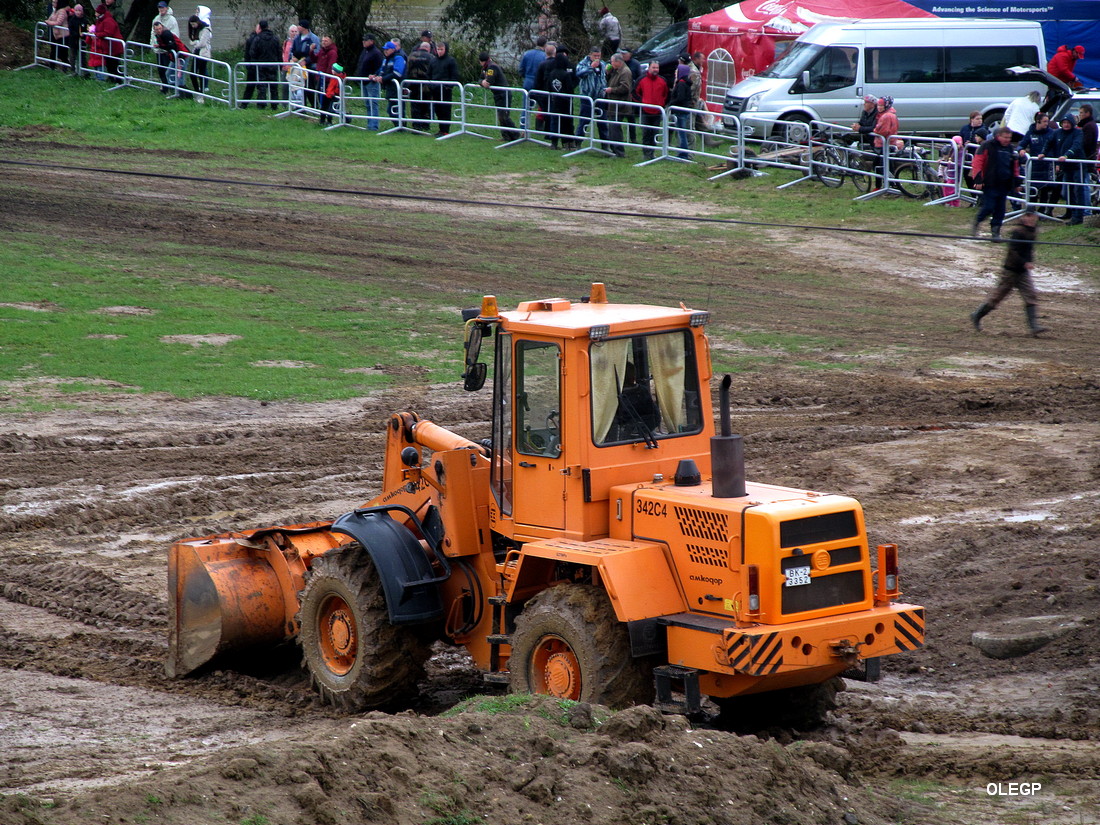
[2,66,1097,409]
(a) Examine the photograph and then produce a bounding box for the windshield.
[635,21,688,57]
[590,329,703,446]
[759,41,823,79]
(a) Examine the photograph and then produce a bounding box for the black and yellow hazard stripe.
[726,631,785,676]
[894,608,925,651]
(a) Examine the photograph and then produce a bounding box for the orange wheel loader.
[168,284,924,715]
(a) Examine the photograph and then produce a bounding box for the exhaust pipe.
[711,375,746,498]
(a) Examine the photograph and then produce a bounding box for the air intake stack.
[711,375,746,498]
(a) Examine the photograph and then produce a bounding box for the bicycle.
[890,143,938,199]
[742,122,849,188]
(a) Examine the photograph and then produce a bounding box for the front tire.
[894,162,931,199]
[509,584,653,709]
[298,545,432,711]
[815,145,845,188]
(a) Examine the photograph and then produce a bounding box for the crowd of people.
[971,100,1096,236]
[846,79,1097,237]
[276,30,712,153]
[35,5,1100,200]
[43,0,217,95]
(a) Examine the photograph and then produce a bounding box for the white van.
[722,19,1046,135]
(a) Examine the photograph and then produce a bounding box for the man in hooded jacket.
[543,46,577,148]
[1051,113,1086,225]
[150,2,178,91]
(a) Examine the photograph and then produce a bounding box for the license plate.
[785,566,811,587]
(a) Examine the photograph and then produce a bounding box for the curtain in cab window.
[590,338,630,443]
[648,332,687,433]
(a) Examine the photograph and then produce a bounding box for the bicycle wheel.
[850,156,875,193]
[894,162,931,199]
[815,145,845,188]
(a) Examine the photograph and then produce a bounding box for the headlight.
[745,93,763,112]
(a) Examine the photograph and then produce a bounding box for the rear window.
[867,47,943,84]
[945,46,1041,83]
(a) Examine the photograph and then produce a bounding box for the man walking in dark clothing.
[971,127,1019,239]
[970,208,1048,336]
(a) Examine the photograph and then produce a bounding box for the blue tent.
[904,0,1098,86]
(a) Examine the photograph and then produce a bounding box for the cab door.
[510,338,566,531]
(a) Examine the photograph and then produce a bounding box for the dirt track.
[1,132,1099,825]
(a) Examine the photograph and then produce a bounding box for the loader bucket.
[167,536,290,678]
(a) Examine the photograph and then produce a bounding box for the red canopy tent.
[689,0,936,109]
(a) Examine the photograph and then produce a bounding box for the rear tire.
[894,161,931,199]
[848,148,875,192]
[298,545,432,711]
[509,584,654,709]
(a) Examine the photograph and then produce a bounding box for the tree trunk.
[120,0,155,42]
[551,0,589,57]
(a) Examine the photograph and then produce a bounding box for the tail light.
[876,543,900,603]
[747,564,760,614]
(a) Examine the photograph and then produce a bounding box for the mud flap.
[331,508,445,625]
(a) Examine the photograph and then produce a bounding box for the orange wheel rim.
[531,635,581,700]
[317,594,357,676]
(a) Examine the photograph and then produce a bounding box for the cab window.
[591,329,702,446]
[515,340,561,458]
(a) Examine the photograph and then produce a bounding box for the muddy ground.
[1,123,1099,825]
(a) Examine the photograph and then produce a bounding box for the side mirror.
[464,361,487,392]
[463,323,488,391]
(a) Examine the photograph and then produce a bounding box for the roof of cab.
[498,299,701,337]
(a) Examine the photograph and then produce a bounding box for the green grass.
[0,236,465,401]
[441,692,607,728]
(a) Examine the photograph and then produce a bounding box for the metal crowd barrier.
[458,83,540,148]
[1018,155,1097,223]
[18,38,1100,221]
[233,61,291,110]
[272,68,347,128]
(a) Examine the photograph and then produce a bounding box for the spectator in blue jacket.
[375,40,406,126]
[574,45,606,142]
[519,36,547,128]
[1017,112,1059,213]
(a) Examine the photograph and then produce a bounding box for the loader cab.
[467,285,714,543]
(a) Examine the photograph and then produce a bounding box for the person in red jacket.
[92,3,121,79]
[153,20,189,95]
[1047,44,1085,89]
[313,33,338,110]
[634,60,669,160]
[319,62,345,125]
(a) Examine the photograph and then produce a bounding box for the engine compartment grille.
[674,506,730,543]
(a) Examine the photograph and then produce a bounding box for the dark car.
[631,21,688,83]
